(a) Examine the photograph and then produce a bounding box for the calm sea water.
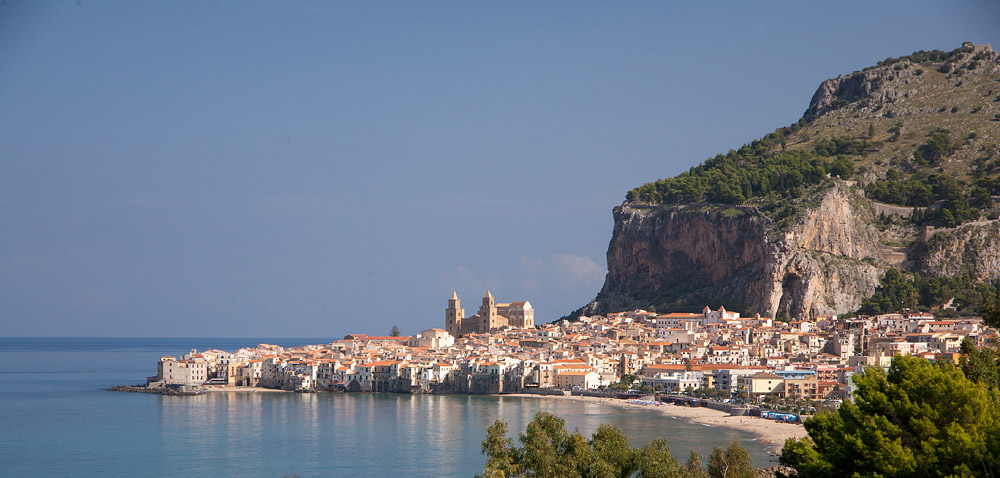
[0,337,778,477]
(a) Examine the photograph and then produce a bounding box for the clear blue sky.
[1,1,997,338]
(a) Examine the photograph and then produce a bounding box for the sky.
[1,1,998,338]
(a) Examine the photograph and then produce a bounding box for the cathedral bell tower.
[445,291,464,337]
[479,290,498,331]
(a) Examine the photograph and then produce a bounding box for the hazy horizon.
[2,1,998,337]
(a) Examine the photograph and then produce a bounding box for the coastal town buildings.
[148,295,997,402]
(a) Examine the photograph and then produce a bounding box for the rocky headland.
[579,43,1000,319]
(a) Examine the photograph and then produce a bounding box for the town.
[148,291,995,406]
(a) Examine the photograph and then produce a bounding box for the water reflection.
[154,393,775,477]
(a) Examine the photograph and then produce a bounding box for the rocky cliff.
[583,43,1000,319]
[919,221,1000,281]
[595,182,883,319]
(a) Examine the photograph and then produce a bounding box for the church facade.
[445,291,534,337]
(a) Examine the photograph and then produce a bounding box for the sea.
[0,337,780,477]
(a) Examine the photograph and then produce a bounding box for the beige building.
[782,374,819,399]
[156,356,207,386]
[737,372,783,399]
[497,301,534,328]
[446,291,533,337]
[409,328,455,349]
[554,369,600,390]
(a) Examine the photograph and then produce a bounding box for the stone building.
[445,291,534,337]
[155,355,207,386]
[497,301,535,328]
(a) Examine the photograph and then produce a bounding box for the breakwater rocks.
[108,385,204,396]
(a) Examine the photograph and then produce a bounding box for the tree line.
[867,132,1000,227]
[857,268,1000,317]
[480,343,1000,477]
[627,130,859,206]
[478,412,755,478]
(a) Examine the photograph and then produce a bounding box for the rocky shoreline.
[108,384,204,396]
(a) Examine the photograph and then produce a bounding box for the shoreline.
[203,385,292,393]
[501,393,805,454]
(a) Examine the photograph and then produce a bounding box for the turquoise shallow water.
[0,338,778,477]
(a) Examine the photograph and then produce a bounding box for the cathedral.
[445,291,534,337]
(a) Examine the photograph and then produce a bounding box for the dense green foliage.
[478,412,753,478]
[626,129,860,205]
[912,132,958,166]
[707,441,755,478]
[607,374,636,391]
[983,300,1000,330]
[862,129,996,226]
[960,337,1000,389]
[857,268,999,316]
[871,46,968,70]
[868,170,984,226]
[780,355,1000,477]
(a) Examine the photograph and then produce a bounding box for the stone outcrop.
[804,68,909,121]
[804,44,999,122]
[590,181,1000,320]
[918,221,1000,281]
[592,182,885,319]
[582,44,1000,320]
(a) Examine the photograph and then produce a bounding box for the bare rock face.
[594,182,883,319]
[919,221,1000,281]
[805,68,906,121]
[585,44,1000,320]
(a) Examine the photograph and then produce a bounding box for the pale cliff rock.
[582,44,1000,320]
[919,221,1000,281]
[592,182,883,319]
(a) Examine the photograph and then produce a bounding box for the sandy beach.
[504,394,806,453]
[203,385,291,393]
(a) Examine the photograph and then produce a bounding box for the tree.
[682,451,709,478]
[959,337,999,388]
[390,325,400,337]
[479,412,685,478]
[829,156,854,179]
[591,424,639,477]
[983,298,1000,330]
[480,420,520,478]
[636,439,682,478]
[780,355,1000,477]
[940,207,956,227]
[868,123,875,139]
[707,440,755,478]
[610,374,636,391]
[918,132,957,165]
[517,412,575,477]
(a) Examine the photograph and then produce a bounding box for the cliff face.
[919,221,1000,281]
[584,44,1000,319]
[595,182,884,319]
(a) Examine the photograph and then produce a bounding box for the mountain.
[579,43,1000,320]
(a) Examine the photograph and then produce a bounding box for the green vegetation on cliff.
[626,129,858,205]
[626,43,1000,229]
[857,268,999,316]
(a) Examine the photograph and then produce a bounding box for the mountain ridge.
[577,42,1000,320]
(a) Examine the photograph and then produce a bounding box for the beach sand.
[204,385,291,393]
[503,394,805,453]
